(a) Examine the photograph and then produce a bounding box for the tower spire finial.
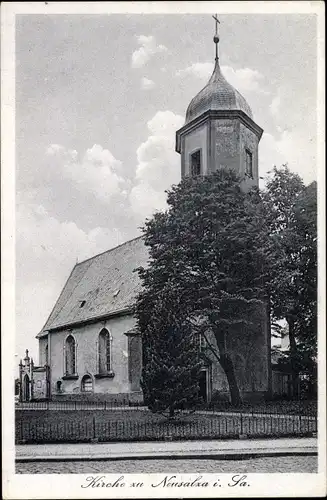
[212,14,220,61]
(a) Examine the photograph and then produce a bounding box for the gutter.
[38,307,133,336]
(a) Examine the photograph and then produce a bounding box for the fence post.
[93,416,96,440]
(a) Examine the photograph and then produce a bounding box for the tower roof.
[185,16,253,124]
[185,58,253,124]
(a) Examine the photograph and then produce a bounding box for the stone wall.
[32,368,48,400]
[201,303,270,401]
[212,118,240,174]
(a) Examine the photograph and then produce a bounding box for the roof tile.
[38,236,148,335]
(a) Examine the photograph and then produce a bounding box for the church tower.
[176,18,270,402]
[176,17,263,190]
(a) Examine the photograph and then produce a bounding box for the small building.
[18,350,50,401]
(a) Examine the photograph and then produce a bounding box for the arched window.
[81,374,93,392]
[65,335,76,375]
[45,344,49,365]
[98,329,111,374]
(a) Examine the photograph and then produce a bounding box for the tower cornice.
[176,109,263,154]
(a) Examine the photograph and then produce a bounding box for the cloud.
[176,62,268,95]
[141,77,155,90]
[46,143,65,155]
[176,62,214,80]
[222,66,268,95]
[131,35,167,68]
[264,84,316,184]
[129,110,184,219]
[259,131,316,185]
[269,93,281,119]
[16,200,124,358]
[46,143,125,203]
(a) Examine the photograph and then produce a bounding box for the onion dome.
[185,15,253,124]
[185,59,253,124]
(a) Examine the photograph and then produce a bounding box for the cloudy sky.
[15,12,318,361]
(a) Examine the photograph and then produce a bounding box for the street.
[16,455,317,474]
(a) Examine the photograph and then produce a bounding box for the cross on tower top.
[212,14,220,61]
[212,14,220,35]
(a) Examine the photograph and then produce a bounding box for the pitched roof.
[37,236,148,337]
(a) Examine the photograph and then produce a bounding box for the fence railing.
[15,398,317,416]
[15,412,317,445]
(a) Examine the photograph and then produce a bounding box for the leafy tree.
[293,181,317,356]
[138,293,203,418]
[263,167,317,395]
[136,169,271,406]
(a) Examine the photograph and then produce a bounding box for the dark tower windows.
[245,149,253,178]
[190,150,201,176]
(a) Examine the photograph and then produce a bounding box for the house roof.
[37,236,148,337]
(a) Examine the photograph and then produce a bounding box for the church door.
[199,369,207,403]
[23,374,30,402]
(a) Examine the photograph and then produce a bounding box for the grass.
[15,408,317,444]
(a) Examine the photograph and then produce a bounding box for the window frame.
[81,374,93,393]
[245,149,253,178]
[190,149,202,177]
[64,334,77,377]
[97,328,114,377]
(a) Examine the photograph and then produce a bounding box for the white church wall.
[183,123,209,176]
[49,314,138,397]
[38,336,48,365]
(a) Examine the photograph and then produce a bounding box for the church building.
[19,21,271,403]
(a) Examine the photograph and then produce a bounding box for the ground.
[16,455,318,474]
[16,408,317,444]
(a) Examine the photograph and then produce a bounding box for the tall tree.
[138,293,202,418]
[136,169,271,405]
[263,167,317,395]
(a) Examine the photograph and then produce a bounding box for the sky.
[15,12,318,363]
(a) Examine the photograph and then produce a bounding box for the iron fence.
[15,398,317,416]
[15,412,317,444]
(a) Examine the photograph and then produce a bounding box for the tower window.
[245,149,253,178]
[190,150,201,176]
